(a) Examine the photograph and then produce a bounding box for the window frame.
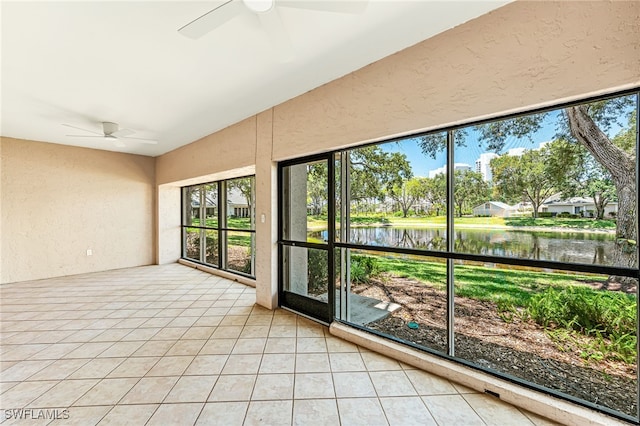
[278,87,640,422]
[181,175,256,279]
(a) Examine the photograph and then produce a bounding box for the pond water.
[312,226,617,266]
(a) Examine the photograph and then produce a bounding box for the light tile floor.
[0,264,560,425]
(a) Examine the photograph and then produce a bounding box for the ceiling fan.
[178,0,367,61]
[63,122,158,148]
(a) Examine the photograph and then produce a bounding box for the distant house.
[511,201,533,215]
[472,201,515,217]
[540,194,618,217]
[191,187,251,218]
[227,188,251,218]
[190,190,217,219]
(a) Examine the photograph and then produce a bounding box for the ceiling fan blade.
[112,128,135,138]
[278,0,367,14]
[258,7,294,62]
[112,139,126,148]
[65,135,106,138]
[178,0,246,39]
[62,124,102,135]
[120,137,158,145]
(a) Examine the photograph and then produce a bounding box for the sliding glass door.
[277,90,640,422]
[279,155,334,323]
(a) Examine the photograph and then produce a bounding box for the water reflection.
[313,227,615,266]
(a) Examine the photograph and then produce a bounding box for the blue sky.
[382,116,557,177]
[381,107,630,178]
[381,94,637,177]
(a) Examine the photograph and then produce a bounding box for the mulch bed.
[351,274,638,417]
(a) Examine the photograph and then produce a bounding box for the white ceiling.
[1,0,509,157]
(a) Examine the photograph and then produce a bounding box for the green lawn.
[228,232,252,247]
[227,217,252,229]
[367,254,636,363]
[307,214,615,231]
[190,217,252,229]
[372,255,601,307]
[185,218,253,247]
[504,217,615,230]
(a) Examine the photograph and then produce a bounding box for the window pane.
[283,161,328,243]
[205,230,219,266]
[183,186,201,226]
[226,177,254,230]
[283,246,329,301]
[184,227,203,262]
[277,92,639,421]
[454,260,637,417]
[346,135,448,250]
[338,249,448,354]
[204,184,218,228]
[226,231,253,275]
[182,176,255,278]
[453,94,637,268]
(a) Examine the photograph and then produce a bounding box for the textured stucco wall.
[155,117,257,185]
[154,117,258,266]
[0,137,155,283]
[0,139,3,282]
[254,110,278,309]
[153,1,640,308]
[4,2,636,292]
[156,184,181,265]
[272,0,640,160]
[0,2,634,421]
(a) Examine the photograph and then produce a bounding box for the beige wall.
[156,117,257,185]
[0,2,634,422]
[154,0,639,309]
[0,2,635,284]
[153,109,260,272]
[272,0,640,160]
[156,184,182,265]
[0,137,155,283]
[153,116,258,266]
[254,110,278,309]
[0,3,634,294]
[0,139,3,282]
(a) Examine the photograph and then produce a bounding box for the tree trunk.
[531,202,539,219]
[593,194,606,220]
[526,194,540,218]
[566,106,637,282]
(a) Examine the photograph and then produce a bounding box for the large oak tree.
[419,94,638,274]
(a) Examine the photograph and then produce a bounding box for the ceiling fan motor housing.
[102,122,119,135]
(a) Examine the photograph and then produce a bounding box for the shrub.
[556,212,580,219]
[185,232,200,259]
[239,260,252,274]
[527,286,636,336]
[307,249,328,291]
[527,286,637,363]
[350,255,381,283]
[536,212,554,218]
